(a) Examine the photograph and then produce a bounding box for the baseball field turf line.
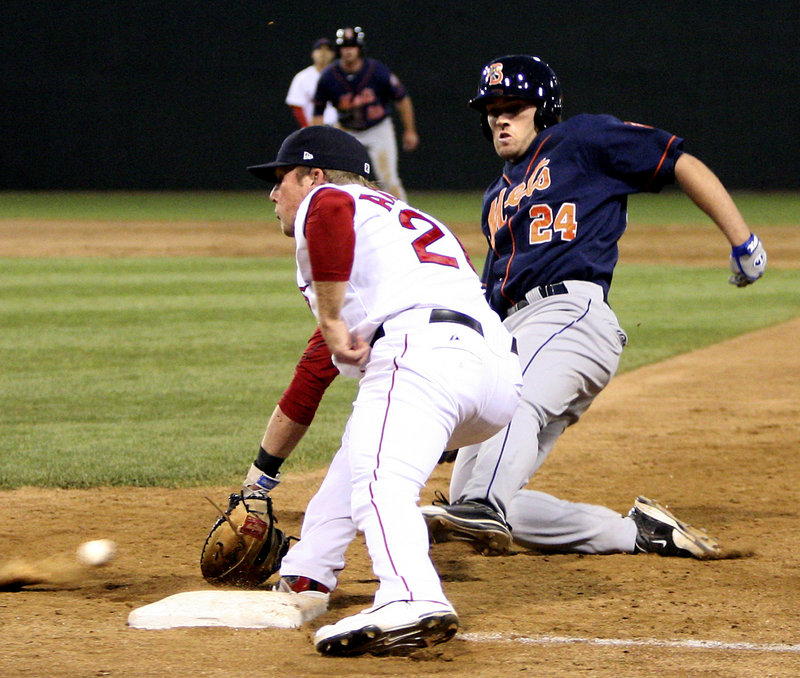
[460,631,800,654]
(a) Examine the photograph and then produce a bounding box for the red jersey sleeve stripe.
[305,187,356,282]
[646,135,678,190]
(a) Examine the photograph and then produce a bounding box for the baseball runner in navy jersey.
[422,55,767,558]
[312,26,418,200]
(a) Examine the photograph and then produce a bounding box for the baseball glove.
[200,492,291,588]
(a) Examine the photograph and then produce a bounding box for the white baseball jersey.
[285,65,338,126]
[294,183,510,363]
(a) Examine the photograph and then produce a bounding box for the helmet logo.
[303,151,314,160]
[486,62,504,86]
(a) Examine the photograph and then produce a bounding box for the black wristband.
[254,447,285,477]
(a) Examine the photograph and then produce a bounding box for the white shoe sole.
[315,611,459,656]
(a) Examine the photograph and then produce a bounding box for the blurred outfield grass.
[3,189,800,225]
[1,191,798,488]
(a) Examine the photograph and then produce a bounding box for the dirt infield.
[2,218,799,267]
[2,219,799,677]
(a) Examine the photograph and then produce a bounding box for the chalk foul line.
[459,632,800,654]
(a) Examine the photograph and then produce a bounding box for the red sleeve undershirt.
[289,105,309,128]
[278,326,339,426]
[305,188,356,282]
[277,188,354,425]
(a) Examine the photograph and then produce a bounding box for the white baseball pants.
[281,313,522,606]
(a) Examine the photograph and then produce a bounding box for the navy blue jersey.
[482,113,684,315]
[313,58,407,131]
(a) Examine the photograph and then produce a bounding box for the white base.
[127,590,327,629]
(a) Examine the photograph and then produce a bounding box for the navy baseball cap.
[312,37,333,50]
[248,126,373,183]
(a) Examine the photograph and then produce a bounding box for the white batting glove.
[242,463,281,496]
[728,233,767,287]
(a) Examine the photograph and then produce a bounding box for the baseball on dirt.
[76,539,117,567]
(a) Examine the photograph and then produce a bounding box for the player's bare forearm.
[675,153,751,246]
[314,280,346,322]
[311,114,324,126]
[396,97,419,151]
[315,280,370,365]
[260,405,309,459]
[320,318,369,366]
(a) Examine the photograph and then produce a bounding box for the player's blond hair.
[296,166,379,190]
[323,168,378,188]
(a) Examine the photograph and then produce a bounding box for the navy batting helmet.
[336,26,365,54]
[469,55,562,136]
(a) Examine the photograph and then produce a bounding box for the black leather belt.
[507,282,568,316]
[429,309,484,335]
[370,309,483,347]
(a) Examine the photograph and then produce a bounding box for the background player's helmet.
[469,55,562,136]
[336,26,365,55]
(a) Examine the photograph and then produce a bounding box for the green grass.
[627,190,800,226]
[611,266,799,372]
[1,256,796,489]
[0,190,797,488]
[0,191,273,222]
[0,258,358,488]
[2,190,800,225]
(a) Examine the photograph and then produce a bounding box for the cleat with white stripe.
[629,496,720,558]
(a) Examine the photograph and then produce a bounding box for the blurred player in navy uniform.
[311,26,418,200]
[422,54,767,559]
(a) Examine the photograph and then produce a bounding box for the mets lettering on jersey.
[482,113,683,313]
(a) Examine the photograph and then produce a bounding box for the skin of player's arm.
[396,97,419,151]
[314,280,370,366]
[674,153,751,247]
[259,404,309,460]
[311,114,324,126]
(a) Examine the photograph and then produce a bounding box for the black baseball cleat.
[314,601,459,657]
[629,496,720,558]
[421,498,512,556]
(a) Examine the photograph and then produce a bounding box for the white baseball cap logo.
[303,151,314,160]
[364,162,371,174]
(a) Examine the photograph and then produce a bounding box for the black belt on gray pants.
[507,282,568,316]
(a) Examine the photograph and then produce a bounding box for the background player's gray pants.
[342,118,405,201]
[450,281,638,554]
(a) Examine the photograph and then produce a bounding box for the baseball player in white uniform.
[247,125,522,657]
[284,38,338,128]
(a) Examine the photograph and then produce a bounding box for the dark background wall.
[3,1,798,191]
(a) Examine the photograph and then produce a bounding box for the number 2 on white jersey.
[359,192,460,268]
[399,209,459,268]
